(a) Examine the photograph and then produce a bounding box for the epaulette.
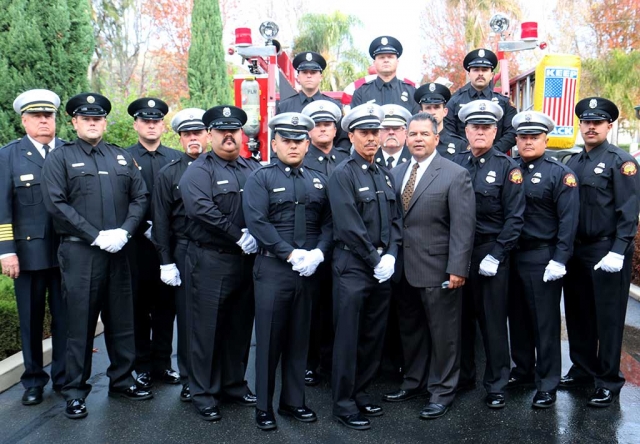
[1,139,21,149]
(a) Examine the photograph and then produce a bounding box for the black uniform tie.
[42,144,50,158]
[149,150,159,180]
[326,155,336,176]
[386,156,395,170]
[228,160,246,190]
[292,168,306,247]
[370,165,390,247]
[92,147,118,229]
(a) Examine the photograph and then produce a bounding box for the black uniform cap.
[575,97,619,123]
[414,82,452,104]
[369,36,403,58]
[463,48,498,71]
[66,93,111,117]
[127,97,169,120]
[203,105,248,130]
[292,52,327,72]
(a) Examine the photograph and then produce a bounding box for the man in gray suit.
[385,112,475,419]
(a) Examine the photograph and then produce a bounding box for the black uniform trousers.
[331,248,391,416]
[130,236,175,374]
[173,240,190,386]
[510,246,563,391]
[564,239,632,394]
[58,240,136,400]
[307,260,334,374]
[396,280,462,406]
[460,241,511,394]
[507,254,536,381]
[254,254,314,412]
[15,268,66,390]
[186,243,254,412]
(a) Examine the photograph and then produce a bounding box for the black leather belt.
[193,241,241,255]
[517,240,552,251]
[474,234,498,246]
[259,249,277,258]
[61,235,84,243]
[335,242,384,255]
[575,236,612,245]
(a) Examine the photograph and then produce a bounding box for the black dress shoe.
[232,392,257,406]
[305,369,320,386]
[559,374,592,388]
[382,388,426,402]
[532,391,556,408]
[199,406,222,421]
[485,393,506,409]
[65,398,88,419]
[135,372,153,390]
[180,384,191,402]
[256,409,277,431]
[456,380,477,393]
[21,387,43,406]
[419,402,450,419]
[507,374,535,388]
[277,404,317,422]
[358,403,384,417]
[155,368,180,385]
[587,387,614,408]
[108,385,153,400]
[334,413,371,430]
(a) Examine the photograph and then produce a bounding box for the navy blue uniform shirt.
[351,76,420,115]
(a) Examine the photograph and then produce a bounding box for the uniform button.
[480,158,485,164]
[529,164,534,169]
[26,183,31,187]
[285,167,291,172]
[26,236,31,240]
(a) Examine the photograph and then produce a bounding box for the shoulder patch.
[509,168,523,184]
[563,173,577,187]
[621,161,637,176]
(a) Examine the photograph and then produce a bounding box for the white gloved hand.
[236,228,258,254]
[594,251,624,273]
[373,254,396,283]
[100,228,129,253]
[543,260,566,282]
[144,221,153,241]
[91,231,110,249]
[293,248,324,277]
[160,263,181,286]
[287,249,308,268]
[479,254,500,277]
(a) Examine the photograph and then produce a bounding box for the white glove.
[543,260,566,282]
[287,249,308,268]
[373,254,395,283]
[91,231,110,249]
[594,251,624,273]
[144,221,153,241]
[479,254,500,277]
[160,263,181,286]
[99,228,129,253]
[236,228,258,254]
[293,248,324,277]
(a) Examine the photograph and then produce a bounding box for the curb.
[0,318,104,394]
[630,283,640,303]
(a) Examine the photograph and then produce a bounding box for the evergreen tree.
[187,0,230,107]
[0,0,93,142]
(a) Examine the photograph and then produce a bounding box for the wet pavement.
[1,297,639,444]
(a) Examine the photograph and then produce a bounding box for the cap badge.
[368,105,375,114]
[223,107,231,117]
[429,83,436,92]
[589,99,597,109]
[381,37,388,45]
[291,116,299,125]
[319,105,324,110]
[188,114,194,119]
[479,103,486,111]
[148,100,155,107]
[87,95,95,104]
[525,114,531,121]
[306,53,312,61]
[479,49,485,57]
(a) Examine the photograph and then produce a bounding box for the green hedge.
[0,275,52,360]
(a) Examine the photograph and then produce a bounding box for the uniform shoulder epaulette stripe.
[1,139,21,149]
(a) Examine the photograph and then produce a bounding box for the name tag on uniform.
[359,187,370,192]
[98,171,109,175]
[20,174,34,181]
[71,163,85,168]
[273,187,285,193]
[217,180,229,185]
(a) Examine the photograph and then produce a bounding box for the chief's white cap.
[341,103,385,132]
[13,89,60,114]
[512,111,555,134]
[458,100,503,125]
[301,100,342,123]
[171,108,206,133]
[381,104,412,127]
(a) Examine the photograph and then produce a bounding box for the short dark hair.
[406,112,438,135]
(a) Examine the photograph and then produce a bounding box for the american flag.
[543,68,578,130]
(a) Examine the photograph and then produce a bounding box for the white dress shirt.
[401,150,438,194]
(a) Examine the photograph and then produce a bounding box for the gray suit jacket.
[392,153,475,288]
